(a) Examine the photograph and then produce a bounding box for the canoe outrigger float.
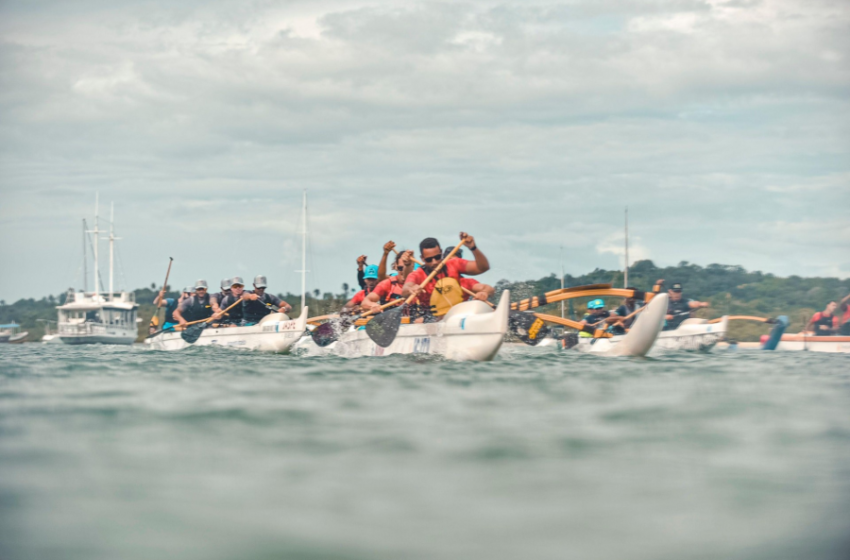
[145,308,309,353]
[325,291,510,361]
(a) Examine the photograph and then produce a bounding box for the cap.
[363,265,379,280]
[588,298,605,310]
[230,276,245,288]
[183,286,194,294]
[194,279,208,290]
[220,278,231,290]
[444,246,463,259]
[670,283,683,292]
[414,263,421,271]
[253,275,267,288]
[389,271,399,277]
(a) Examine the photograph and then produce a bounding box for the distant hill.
[2,261,848,343]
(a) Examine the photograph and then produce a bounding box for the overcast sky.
[1,0,848,302]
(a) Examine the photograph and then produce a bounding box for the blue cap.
[414,263,421,271]
[389,271,399,277]
[364,265,379,280]
[588,298,605,309]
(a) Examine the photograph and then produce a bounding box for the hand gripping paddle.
[310,298,403,347]
[366,240,468,348]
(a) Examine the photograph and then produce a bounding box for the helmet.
[253,275,267,288]
[363,265,379,280]
[230,277,245,288]
[588,298,605,310]
[194,279,208,290]
[220,278,231,290]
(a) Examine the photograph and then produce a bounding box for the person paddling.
[153,285,191,332]
[242,275,292,325]
[343,265,380,314]
[608,288,645,334]
[579,299,610,337]
[402,233,491,320]
[806,301,839,336]
[210,278,231,316]
[656,280,710,330]
[361,250,415,313]
[173,280,213,327]
[216,278,248,326]
[838,294,850,335]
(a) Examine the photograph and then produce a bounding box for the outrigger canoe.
[772,334,850,353]
[301,290,511,361]
[574,293,668,356]
[652,316,729,353]
[145,307,308,353]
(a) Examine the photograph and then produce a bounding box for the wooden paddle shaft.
[708,315,769,324]
[161,257,173,291]
[183,297,243,327]
[403,238,467,306]
[534,312,612,338]
[461,286,495,308]
[510,284,615,311]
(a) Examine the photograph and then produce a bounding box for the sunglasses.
[423,255,441,263]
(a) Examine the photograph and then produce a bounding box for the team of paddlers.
[148,231,850,337]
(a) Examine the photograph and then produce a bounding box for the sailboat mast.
[93,194,100,296]
[301,190,307,311]
[109,202,114,300]
[82,219,88,293]
[624,207,629,288]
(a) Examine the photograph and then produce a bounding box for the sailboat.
[56,197,140,345]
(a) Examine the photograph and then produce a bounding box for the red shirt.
[460,277,478,300]
[404,258,470,308]
[811,311,839,328]
[372,277,404,303]
[350,290,367,306]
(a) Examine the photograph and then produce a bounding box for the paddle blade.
[509,311,550,346]
[311,320,348,347]
[180,323,208,344]
[365,306,404,348]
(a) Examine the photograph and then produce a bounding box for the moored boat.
[328,290,511,361]
[145,308,309,353]
[0,323,28,344]
[772,334,850,353]
[57,290,139,345]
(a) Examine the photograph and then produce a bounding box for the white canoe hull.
[145,308,308,353]
[774,335,850,353]
[653,316,728,352]
[576,294,668,356]
[307,291,510,362]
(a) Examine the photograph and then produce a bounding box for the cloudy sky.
[1,0,848,302]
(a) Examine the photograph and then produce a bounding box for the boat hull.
[773,335,850,353]
[324,291,510,361]
[575,294,668,356]
[652,316,728,352]
[145,308,308,353]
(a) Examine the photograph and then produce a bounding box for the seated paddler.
[241,275,292,325]
[401,232,491,321]
[173,280,213,327]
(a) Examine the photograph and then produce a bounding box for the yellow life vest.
[430,277,464,316]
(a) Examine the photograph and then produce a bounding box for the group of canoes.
[144,233,850,359]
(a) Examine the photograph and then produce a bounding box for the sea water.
[1,344,848,560]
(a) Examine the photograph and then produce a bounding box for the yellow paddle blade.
[430,277,464,317]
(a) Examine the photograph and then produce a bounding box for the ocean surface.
[1,343,848,560]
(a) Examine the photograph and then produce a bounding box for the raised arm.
[377,241,395,281]
[153,289,167,307]
[459,232,490,275]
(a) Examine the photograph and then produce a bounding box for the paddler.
[356,254,368,290]
[360,250,415,313]
[839,294,850,335]
[216,277,247,325]
[242,275,292,325]
[608,288,645,334]
[655,280,710,330]
[152,285,192,332]
[210,278,231,316]
[806,301,839,336]
[173,280,213,327]
[579,299,610,337]
[402,233,491,320]
[343,265,380,314]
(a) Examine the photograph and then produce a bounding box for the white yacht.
[57,196,139,346]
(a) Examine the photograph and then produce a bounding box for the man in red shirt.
[402,233,492,315]
[839,293,850,335]
[806,301,839,336]
[343,265,380,314]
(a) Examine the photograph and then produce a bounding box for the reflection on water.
[1,344,849,560]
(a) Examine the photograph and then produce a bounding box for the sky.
[1,0,848,302]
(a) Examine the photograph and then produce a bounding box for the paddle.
[180,298,243,344]
[310,298,402,347]
[366,240,468,347]
[460,286,550,346]
[707,316,777,324]
[155,257,174,327]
